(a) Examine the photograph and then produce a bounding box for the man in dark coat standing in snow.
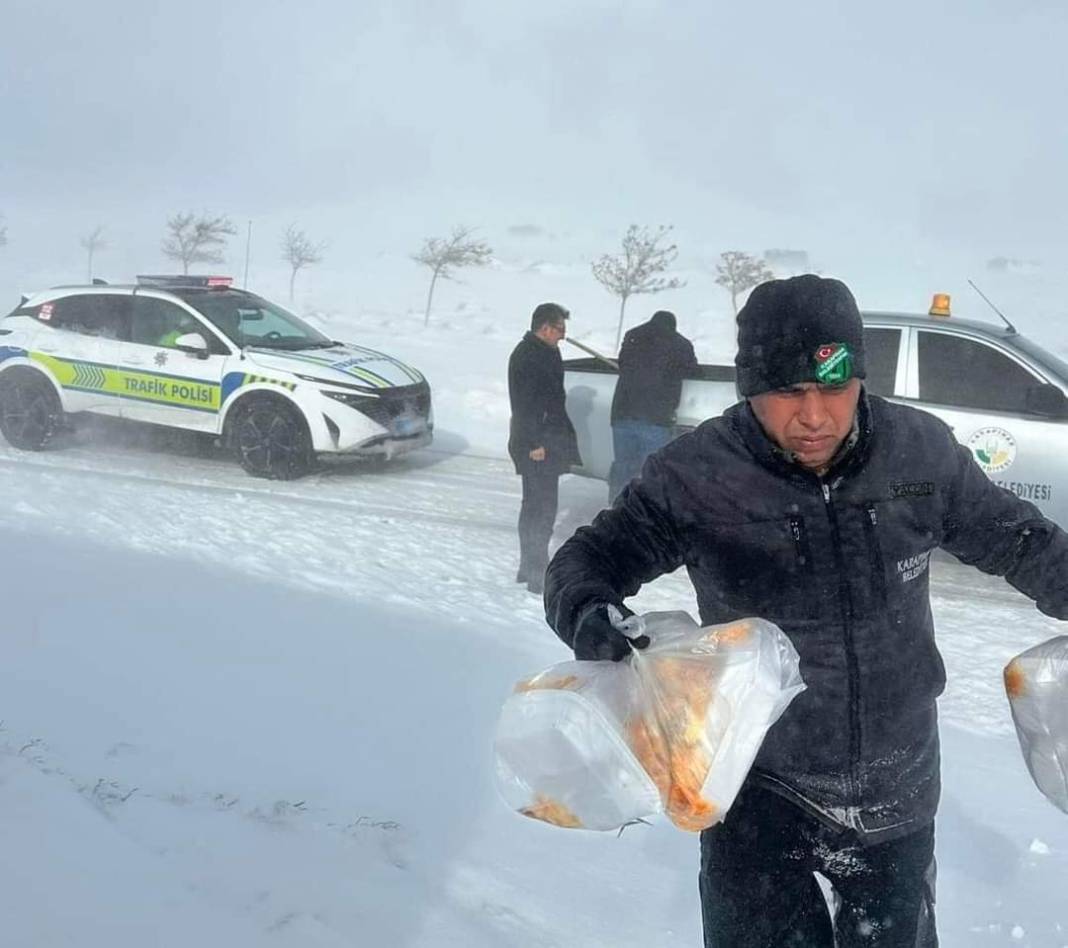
[543,275,1068,947]
[508,302,581,595]
[609,309,698,500]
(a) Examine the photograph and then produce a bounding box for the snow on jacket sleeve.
[544,452,686,647]
[941,427,1068,620]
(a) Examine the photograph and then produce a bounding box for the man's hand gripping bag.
[493,612,805,832]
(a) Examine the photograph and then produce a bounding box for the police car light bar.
[137,275,234,289]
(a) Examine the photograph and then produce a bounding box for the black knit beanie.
[735,275,866,397]
[650,309,677,331]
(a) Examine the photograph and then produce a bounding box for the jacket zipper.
[821,480,862,813]
[862,504,888,605]
[788,515,812,570]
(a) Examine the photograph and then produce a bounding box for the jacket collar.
[523,330,557,350]
[727,388,875,486]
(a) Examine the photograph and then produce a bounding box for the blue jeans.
[609,420,673,501]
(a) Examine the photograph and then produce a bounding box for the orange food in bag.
[514,674,581,694]
[626,654,719,831]
[1004,659,1027,699]
[713,621,752,646]
[520,794,584,828]
[494,614,806,834]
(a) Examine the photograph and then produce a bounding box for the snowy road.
[2,427,1063,731]
[2,433,1068,946]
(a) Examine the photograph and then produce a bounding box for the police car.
[0,276,432,478]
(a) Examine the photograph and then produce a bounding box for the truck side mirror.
[1025,383,1068,418]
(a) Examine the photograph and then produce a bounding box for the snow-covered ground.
[2,298,1068,946]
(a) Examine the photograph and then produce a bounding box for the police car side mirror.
[174,332,210,360]
[1025,382,1068,419]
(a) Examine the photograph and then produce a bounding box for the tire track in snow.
[0,453,518,535]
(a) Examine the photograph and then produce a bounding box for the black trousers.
[700,784,937,948]
[517,468,560,581]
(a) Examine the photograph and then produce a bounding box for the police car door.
[116,295,231,430]
[37,293,128,418]
[910,327,1067,526]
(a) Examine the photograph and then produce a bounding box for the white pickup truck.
[564,307,1068,528]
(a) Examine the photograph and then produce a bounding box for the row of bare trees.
[3,209,774,341]
[590,225,775,348]
[160,213,324,301]
[157,216,492,317]
[0,213,322,302]
[57,214,324,301]
[409,224,776,344]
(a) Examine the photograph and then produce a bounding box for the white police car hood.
[245,343,424,390]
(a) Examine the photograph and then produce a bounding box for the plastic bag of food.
[1004,635,1068,814]
[493,611,805,832]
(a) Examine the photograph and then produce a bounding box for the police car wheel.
[232,397,312,480]
[0,369,63,451]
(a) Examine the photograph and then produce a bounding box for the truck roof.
[860,310,1068,379]
[862,310,1015,339]
[565,309,1064,379]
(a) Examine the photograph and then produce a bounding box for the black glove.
[572,602,650,662]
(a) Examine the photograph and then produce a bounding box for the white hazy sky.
[3,0,1068,275]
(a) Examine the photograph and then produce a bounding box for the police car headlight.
[322,389,380,411]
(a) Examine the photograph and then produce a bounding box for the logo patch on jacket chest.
[889,480,935,498]
[896,551,931,583]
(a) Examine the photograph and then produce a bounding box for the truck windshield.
[176,290,334,351]
[1009,334,1068,384]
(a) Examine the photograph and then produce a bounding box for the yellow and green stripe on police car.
[29,353,295,413]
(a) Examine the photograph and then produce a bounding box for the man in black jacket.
[609,310,698,500]
[543,275,1068,947]
[508,302,581,595]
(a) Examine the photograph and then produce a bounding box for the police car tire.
[231,395,313,480]
[0,368,63,451]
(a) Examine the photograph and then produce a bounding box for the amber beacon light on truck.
[929,293,952,317]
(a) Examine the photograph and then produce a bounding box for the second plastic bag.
[494,611,805,832]
[1004,635,1068,814]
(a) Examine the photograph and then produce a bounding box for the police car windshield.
[175,290,334,351]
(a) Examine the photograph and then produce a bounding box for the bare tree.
[80,226,107,281]
[281,224,326,302]
[411,226,493,326]
[591,224,685,350]
[715,250,775,315]
[161,212,237,274]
